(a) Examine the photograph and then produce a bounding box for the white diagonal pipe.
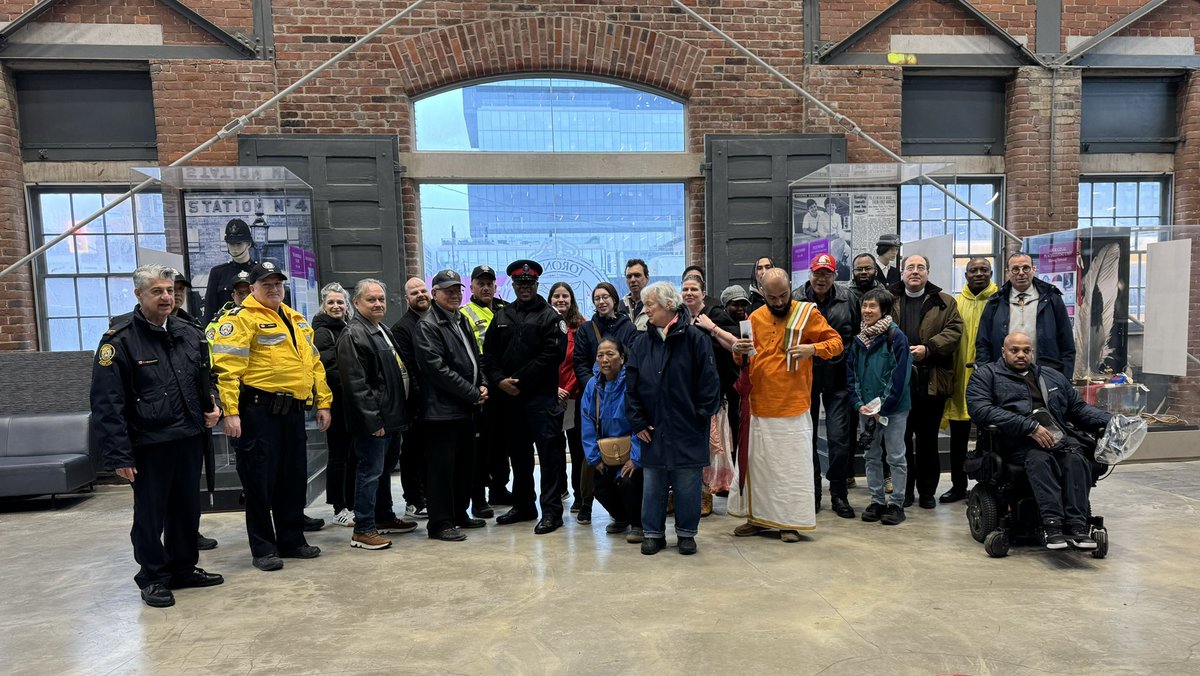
[0,0,432,281]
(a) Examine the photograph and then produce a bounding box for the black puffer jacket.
[311,313,347,395]
[966,359,1110,456]
[481,294,566,398]
[414,302,484,421]
[91,308,216,470]
[336,315,409,434]
[573,312,639,391]
[795,281,858,388]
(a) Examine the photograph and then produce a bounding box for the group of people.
[91,230,1111,608]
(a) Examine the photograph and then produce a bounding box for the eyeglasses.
[1009,265,1033,273]
[903,265,928,272]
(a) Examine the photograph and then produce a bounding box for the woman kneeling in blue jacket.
[582,338,645,544]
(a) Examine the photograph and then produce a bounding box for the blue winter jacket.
[625,312,722,469]
[846,322,912,416]
[975,277,1076,377]
[580,364,642,467]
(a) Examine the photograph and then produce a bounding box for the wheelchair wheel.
[967,487,999,543]
[1092,529,1108,559]
[984,530,1010,558]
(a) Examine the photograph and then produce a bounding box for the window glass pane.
[48,318,80,351]
[135,193,165,232]
[108,277,135,316]
[80,318,109,351]
[1114,182,1139,217]
[415,77,685,152]
[420,182,685,315]
[899,185,920,219]
[43,277,77,318]
[75,235,108,273]
[76,278,109,317]
[1138,181,1161,216]
[1090,182,1115,216]
[138,235,167,251]
[39,193,73,235]
[103,193,135,233]
[43,236,77,274]
[1078,183,1092,218]
[70,193,105,234]
[900,221,920,243]
[107,234,137,273]
[898,180,1001,287]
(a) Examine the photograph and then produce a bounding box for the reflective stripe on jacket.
[210,295,332,415]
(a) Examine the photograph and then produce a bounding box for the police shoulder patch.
[559,320,568,334]
[97,343,116,366]
[205,328,216,342]
[218,322,235,337]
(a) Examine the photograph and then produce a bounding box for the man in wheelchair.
[966,332,1111,550]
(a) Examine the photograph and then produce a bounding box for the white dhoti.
[727,413,816,531]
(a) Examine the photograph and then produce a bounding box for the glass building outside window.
[414,77,688,314]
[30,188,166,351]
[899,180,1003,293]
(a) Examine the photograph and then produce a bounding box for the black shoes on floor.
[831,496,855,519]
[140,583,175,608]
[939,488,968,504]
[534,519,563,535]
[196,533,218,551]
[495,508,538,525]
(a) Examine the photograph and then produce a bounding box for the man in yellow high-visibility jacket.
[459,264,514,508]
[211,261,332,573]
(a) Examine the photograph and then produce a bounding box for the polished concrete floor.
[1,461,1199,676]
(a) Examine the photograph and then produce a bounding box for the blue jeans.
[353,432,399,533]
[861,412,908,507]
[641,466,703,540]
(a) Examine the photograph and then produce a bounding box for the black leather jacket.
[335,315,409,434]
[391,308,426,408]
[90,307,216,470]
[481,294,566,398]
[311,313,347,396]
[796,281,858,388]
[414,302,484,421]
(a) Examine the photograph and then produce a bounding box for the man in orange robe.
[728,268,843,542]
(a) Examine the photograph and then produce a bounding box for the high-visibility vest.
[460,302,495,350]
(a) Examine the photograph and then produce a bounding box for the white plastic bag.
[862,397,888,427]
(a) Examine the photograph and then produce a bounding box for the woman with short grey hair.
[625,281,721,556]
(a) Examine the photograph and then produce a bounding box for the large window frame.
[898,177,1005,294]
[1077,174,1173,325]
[28,186,167,352]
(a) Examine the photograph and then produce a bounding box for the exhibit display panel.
[131,167,326,510]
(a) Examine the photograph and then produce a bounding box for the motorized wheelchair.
[963,426,1109,559]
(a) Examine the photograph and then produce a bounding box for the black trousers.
[567,399,594,508]
[1012,447,1092,532]
[948,419,972,492]
[592,465,643,528]
[504,393,566,520]
[399,418,427,508]
[810,382,851,500]
[235,402,309,558]
[475,397,511,496]
[904,392,948,500]
[424,419,476,535]
[131,434,203,589]
[374,432,402,519]
[323,400,356,512]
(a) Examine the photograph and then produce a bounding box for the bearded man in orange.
[727,268,843,542]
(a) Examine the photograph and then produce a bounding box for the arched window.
[412,76,689,314]
[414,76,685,152]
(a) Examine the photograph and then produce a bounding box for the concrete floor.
[1,462,1199,676]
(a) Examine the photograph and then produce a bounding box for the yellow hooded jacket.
[944,280,999,422]
[211,294,332,416]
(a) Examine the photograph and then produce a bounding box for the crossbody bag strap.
[591,320,601,343]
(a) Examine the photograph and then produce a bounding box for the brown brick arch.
[385,16,706,100]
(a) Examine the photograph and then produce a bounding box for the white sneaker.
[333,509,355,527]
[404,503,428,519]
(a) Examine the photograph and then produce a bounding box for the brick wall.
[0,68,36,350]
[1063,0,1200,53]
[150,59,279,166]
[802,65,902,162]
[820,0,1037,50]
[0,0,252,37]
[1003,67,1081,245]
[1169,72,1200,423]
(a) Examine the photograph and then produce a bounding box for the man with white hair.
[91,264,224,607]
[729,268,843,542]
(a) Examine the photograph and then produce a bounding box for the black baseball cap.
[431,269,464,290]
[248,260,287,283]
[173,273,192,288]
[471,264,497,280]
[232,270,252,288]
[224,218,253,244]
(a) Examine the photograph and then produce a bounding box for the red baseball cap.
[810,254,837,273]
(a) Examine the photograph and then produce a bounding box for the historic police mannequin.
[203,219,259,325]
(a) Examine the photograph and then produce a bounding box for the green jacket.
[846,322,913,416]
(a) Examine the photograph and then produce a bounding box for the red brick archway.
[385,16,706,99]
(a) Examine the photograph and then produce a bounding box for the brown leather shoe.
[733,521,765,537]
[350,530,392,550]
[700,489,714,517]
